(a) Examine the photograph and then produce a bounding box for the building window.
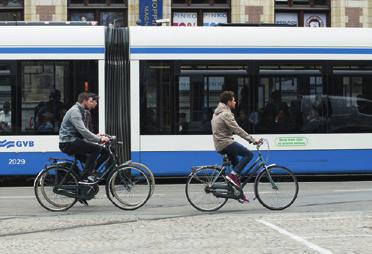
[68,0,127,27]
[0,0,23,21]
[172,0,230,26]
[275,0,330,27]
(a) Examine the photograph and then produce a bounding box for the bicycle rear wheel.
[34,166,78,212]
[185,166,228,212]
[254,165,298,210]
[106,165,151,210]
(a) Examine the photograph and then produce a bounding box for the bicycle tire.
[185,166,228,212]
[34,165,79,212]
[105,164,152,210]
[254,165,298,211]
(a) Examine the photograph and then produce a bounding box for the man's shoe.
[78,199,89,206]
[226,173,241,188]
[79,173,97,185]
[87,175,97,182]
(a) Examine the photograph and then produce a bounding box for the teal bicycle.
[185,139,299,212]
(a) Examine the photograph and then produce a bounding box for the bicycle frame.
[52,140,120,188]
[241,146,279,190]
[206,144,278,191]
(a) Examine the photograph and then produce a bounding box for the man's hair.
[219,91,235,105]
[78,92,97,103]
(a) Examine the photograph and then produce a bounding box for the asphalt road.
[1,181,372,253]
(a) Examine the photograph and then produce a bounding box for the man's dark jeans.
[220,142,253,174]
[59,138,109,178]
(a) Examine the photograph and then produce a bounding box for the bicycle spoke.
[255,166,298,210]
[34,166,78,212]
[107,166,151,210]
[186,167,228,212]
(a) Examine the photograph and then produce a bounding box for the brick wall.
[331,0,370,27]
[346,7,363,27]
[24,0,67,21]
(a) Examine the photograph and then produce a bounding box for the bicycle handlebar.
[100,134,123,146]
[255,138,264,149]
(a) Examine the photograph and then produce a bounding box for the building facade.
[0,0,372,27]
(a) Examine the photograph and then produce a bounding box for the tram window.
[140,61,372,135]
[176,64,249,134]
[257,64,326,134]
[21,62,70,134]
[0,61,99,135]
[0,78,13,133]
[140,62,172,134]
[177,75,223,134]
[329,65,372,133]
[140,61,251,135]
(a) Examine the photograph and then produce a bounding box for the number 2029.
[8,159,26,165]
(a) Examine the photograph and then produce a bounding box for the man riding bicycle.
[211,91,262,202]
[59,92,110,184]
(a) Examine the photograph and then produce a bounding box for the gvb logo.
[0,139,35,149]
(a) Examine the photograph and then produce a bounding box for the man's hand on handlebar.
[100,135,110,144]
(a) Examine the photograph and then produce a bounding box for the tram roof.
[129,26,372,61]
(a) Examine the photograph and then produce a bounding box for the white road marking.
[265,216,358,221]
[305,235,372,239]
[0,193,166,199]
[334,189,372,193]
[0,196,35,199]
[256,219,333,254]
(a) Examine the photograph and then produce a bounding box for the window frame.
[275,0,331,27]
[67,0,128,26]
[171,0,230,26]
[0,0,24,22]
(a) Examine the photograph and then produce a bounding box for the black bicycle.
[185,139,299,212]
[34,136,155,212]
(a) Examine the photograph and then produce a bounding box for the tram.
[1,24,372,175]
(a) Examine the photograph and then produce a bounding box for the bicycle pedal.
[78,199,89,206]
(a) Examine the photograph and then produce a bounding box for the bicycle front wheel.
[34,166,78,212]
[185,166,228,212]
[254,165,298,210]
[106,165,151,210]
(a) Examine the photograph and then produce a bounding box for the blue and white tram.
[0,25,106,175]
[129,26,372,175]
[2,25,372,176]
